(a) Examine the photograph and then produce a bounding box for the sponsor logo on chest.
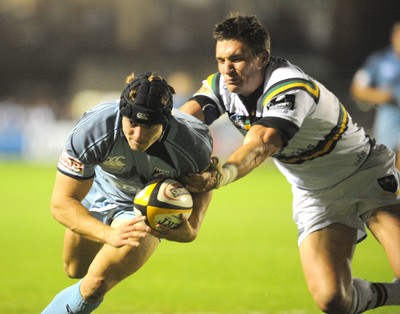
[102,156,126,168]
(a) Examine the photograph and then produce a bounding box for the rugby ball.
[134,178,193,230]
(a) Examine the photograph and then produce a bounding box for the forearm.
[225,141,270,180]
[188,191,212,234]
[179,100,205,122]
[218,126,281,186]
[51,198,111,244]
[351,84,392,104]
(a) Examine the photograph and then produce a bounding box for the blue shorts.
[81,200,141,225]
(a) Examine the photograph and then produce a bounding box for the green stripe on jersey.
[262,78,320,107]
[206,73,221,96]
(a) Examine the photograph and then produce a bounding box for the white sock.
[351,278,400,313]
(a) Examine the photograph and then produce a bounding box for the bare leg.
[79,218,159,302]
[63,229,103,278]
[299,223,357,313]
[368,205,400,280]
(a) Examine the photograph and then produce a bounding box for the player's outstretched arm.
[225,125,282,180]
[179,100,206,122]
[51,171,149,247]
[149,191,212,242]
[350,74,393,105]
[183,125,282,192]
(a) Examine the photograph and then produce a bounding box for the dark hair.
[213,13,270,55]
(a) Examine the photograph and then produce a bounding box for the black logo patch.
[268,94,295,110]
[377,175,398,193]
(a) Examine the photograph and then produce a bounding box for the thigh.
[299,224,357,300]
[368,204,400,278]
[63,228,103,278]
[82,218,159,296]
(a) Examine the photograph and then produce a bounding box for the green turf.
[0,161,397,313]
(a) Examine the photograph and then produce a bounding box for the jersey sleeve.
[57,102,120,179]
[254,69,321,145]
[192,73,227,125]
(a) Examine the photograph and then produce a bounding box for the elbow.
[50,203,62,222]
[50,197,70,224]
[186,228,200,243]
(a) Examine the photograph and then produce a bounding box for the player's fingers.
[178,213,189,224]
[123,237,142,247]
[129,215,147,224]
[128,230,148,238]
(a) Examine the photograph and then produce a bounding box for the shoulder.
[166,110,213,173]
[267,57,308,82]
[73,101,120,135]
[170,110,212,144]
[172,109,208,125]
[263,58,319,105]
[362,48,391,68]
[80,101,120,122]
[195,72,223,98]
[67,100,122,161]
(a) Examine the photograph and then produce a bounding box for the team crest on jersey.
[268,94,295,111]
[59,149,84,175]
[377,175,398,193]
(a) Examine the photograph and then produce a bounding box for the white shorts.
[293,144,400,246]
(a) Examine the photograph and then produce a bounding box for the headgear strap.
[119,72,174,125]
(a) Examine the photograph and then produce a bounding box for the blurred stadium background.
[0,0,399,161]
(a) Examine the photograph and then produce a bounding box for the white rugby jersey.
[57,102,212,207]
[193,57,371,190]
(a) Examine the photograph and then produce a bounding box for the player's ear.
[257,50,270,69]
[261,50,270,67]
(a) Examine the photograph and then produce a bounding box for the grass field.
[0,161,398,313]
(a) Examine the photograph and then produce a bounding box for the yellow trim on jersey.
[278,104,348,164]
[262,78,320,107]
[206,73,220,94]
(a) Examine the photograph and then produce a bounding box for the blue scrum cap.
[119,72,174,125]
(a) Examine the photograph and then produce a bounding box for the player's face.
[122,117,163,152]
[216,39,265,97]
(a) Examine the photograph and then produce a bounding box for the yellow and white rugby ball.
[134,178,193,230]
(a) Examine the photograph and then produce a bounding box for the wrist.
[216,164,238,188]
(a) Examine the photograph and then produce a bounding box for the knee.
[64,261,87,279]
[311,284,352,313]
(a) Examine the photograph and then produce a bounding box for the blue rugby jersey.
[57,101,212,207]
[352,47,400,150]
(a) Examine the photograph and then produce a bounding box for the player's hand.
[181,157,221,193]
[105,216,150,248]
[149,214,197,242]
